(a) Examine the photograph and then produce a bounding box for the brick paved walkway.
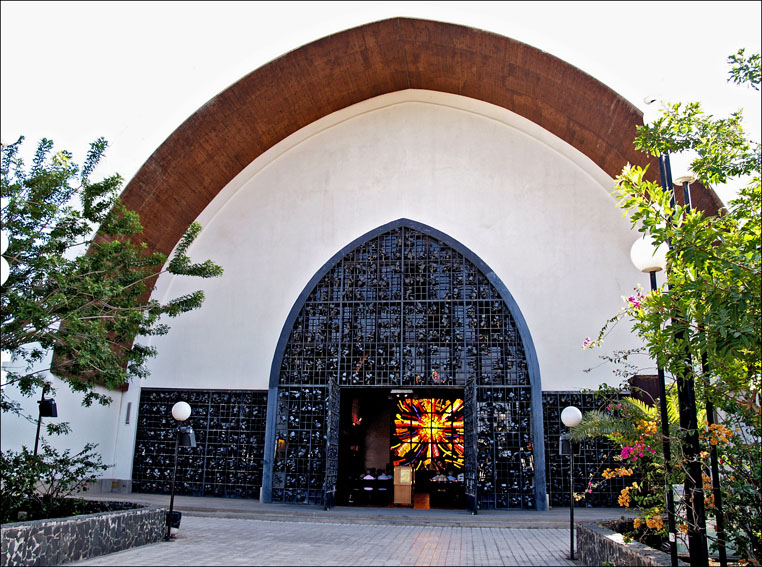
[69,515,580,566]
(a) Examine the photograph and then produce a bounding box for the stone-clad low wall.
[577,521,689,567]
[1,505,165,566]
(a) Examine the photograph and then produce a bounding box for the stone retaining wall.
[577,521,689,567]
[1,505,165,566]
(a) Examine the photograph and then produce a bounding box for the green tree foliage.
[617,53,760,418]
[1,137,223,416]
[728,48,761,91]
[0,442,110,523]
[581,50,761,562]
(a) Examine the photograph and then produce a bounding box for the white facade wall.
[2,90,651,482]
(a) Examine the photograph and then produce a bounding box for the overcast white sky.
[1,1,760,204]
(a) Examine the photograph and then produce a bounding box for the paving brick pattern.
[70,515,580,566]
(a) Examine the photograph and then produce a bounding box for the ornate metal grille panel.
[476,385,535,509]
[271,386,327,504]
[132,388,268,498]
[463,376,478,512]
[272,225,535,508]
[323,380,341,508]
[542,391,631,507]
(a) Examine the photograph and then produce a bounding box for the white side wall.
[2,90,651,480]
[0,351,132,480]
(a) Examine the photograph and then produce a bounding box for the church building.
[1,18,722,512]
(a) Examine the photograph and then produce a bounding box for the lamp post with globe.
[561,405,583,560]
[165,401,196,541]
[630,235,678,567]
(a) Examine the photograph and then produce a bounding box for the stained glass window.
[391,398,465,471]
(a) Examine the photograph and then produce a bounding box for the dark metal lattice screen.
[464,376,478,512]
[477,386,535,509]
[132,388,268,498]
[272,225,535,508]
[543,391,631,507]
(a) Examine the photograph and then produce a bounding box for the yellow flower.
[601,466,632,479]
[646,516,664,530]
[618,486,632,507]
[702,423,733,446]
[636,419,658,436]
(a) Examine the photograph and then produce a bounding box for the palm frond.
[666,388,680,424]
[622,396,658,420]
[569,410,632,442]
[660,385,706,427]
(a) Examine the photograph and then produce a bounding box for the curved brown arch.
[121,17,722,256]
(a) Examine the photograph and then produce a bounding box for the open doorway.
[337,387,465,509]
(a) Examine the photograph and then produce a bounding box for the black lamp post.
[561,405,582,560]
[630,235,678,567]
[33,386,58,457]
[165,401,196,541]
[659,154,709,567]
[673,167,727,567]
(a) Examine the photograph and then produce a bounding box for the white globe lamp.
[630,236,668,274]
[1,231,9,285]
[166,400,193,541]
[561,406,583,428]
[171,401,192,422]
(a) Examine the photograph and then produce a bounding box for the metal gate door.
[322,379,340,509]
[464,376,478,513]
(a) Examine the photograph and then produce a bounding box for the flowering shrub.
[580,50,761,564]
[575,382,761,562]
[570,391,688,546]
[0,442,110,523]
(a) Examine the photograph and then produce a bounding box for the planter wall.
[577,521,689,567]
[1,505,165,566]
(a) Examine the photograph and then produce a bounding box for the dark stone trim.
[0,505,164,566]
[577,521,689,567]
[261,384,279,504]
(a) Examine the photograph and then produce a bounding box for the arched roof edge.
[118,17,723,259]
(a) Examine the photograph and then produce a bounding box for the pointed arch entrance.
[262,219,546,510]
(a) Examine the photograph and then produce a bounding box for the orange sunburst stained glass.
[391,398,465,470]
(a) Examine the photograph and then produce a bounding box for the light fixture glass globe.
[1,256,8,286]
[1,232,8,285]
[561,406,583,428]
[630,236,668,273]
[172,401,192,421]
